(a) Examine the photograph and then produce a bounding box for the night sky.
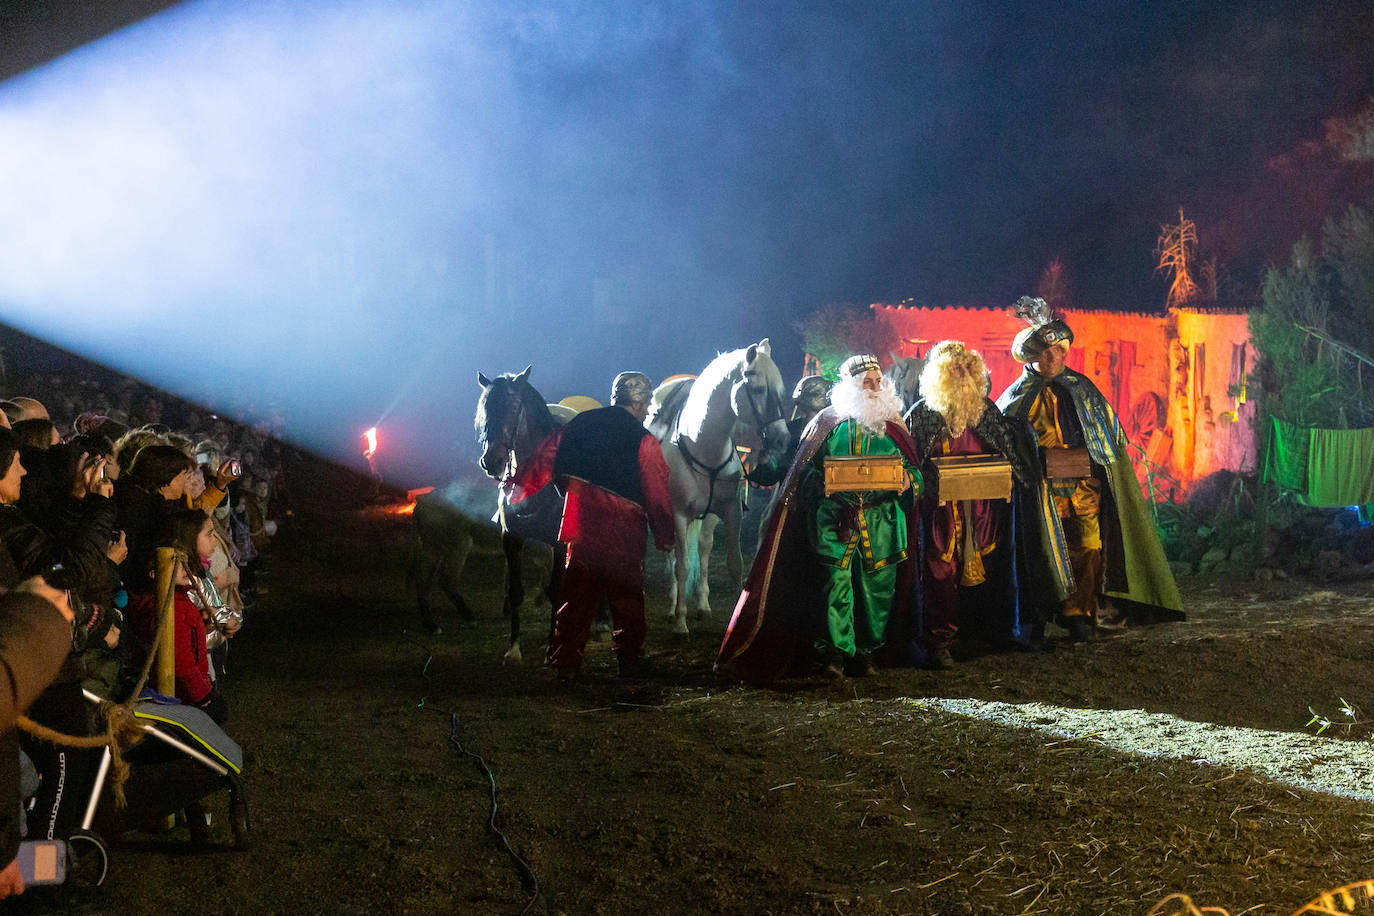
[0,0,1371,483]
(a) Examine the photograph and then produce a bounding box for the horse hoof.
[670,617,690,636]
[502,643,523,666]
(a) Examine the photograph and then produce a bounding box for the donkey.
[648,339,790,634]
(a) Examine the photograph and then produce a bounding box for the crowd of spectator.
[0,348,288,898]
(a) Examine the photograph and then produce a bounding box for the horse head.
[475,366,549,481]
[730,338,790,458]
[885,352,925,413]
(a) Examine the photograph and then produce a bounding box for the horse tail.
[647,376,695,441]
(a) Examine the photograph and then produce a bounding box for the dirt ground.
[31,490,1374,916]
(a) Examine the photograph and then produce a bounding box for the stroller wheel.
[66,831,109,887]
[229,776,251,850]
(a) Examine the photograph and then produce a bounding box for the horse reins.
[741,376,786,442]
[674,436,735,521]
[495,392,528,485]
[674,370,785,520]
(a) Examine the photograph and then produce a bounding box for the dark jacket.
[113,478,176,592]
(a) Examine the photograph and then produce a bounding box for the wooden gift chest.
[822,455,907,497]
[930,454,1012,502]
[1042,446,1092,480]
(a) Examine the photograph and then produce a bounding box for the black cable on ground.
[418,655,540,914]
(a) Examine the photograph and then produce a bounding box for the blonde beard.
[923,374,986,437]
[831,377,903,437]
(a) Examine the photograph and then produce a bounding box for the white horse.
[648,339,791,634]
[885,352,924,414]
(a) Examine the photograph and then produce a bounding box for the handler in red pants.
[548,372,676,679]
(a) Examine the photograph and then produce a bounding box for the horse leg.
[721,496,744,599]
[501,531,525,664]
[694,514,718,619]
[670,514,692,635]
[436,530,474,623]
[415,545,443,635]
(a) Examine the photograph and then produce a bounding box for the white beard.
[831,376,903,437]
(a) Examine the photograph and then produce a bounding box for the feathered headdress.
[1010,296,1074,363]
[1012,296,1054,328]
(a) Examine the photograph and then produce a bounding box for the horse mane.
[646,377,695,442]
[885,355,925,410]
[677,347,748,439]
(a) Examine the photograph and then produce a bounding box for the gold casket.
[930,454,1012,502]
[823,455,907,496]
[1042,446,1092,480]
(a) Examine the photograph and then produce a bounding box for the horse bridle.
[739,373,786,441]
[673,370,785,520]
[488,387,528,484]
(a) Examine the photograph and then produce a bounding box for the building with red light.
[871,301,1258,500]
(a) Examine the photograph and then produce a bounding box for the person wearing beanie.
[996,297,1183,641]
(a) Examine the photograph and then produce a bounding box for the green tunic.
[805,419,920,656]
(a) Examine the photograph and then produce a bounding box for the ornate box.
[930,454,1013,502]
[1042,446,1092,480]
[823,455,907,496]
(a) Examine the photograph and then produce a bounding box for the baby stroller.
[22,689,249,887]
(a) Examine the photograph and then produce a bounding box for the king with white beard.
[803,355,921,678]
[716,354,925,685]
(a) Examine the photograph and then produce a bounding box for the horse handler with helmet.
[547,372,676,680]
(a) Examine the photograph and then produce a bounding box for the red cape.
[716,407,923,685]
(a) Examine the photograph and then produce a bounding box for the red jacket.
[128,585,212,704]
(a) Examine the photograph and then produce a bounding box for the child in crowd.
[126,509,233,724]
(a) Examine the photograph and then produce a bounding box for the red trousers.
[547,544,646,671]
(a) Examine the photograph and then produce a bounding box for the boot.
[1064,616,1095,643]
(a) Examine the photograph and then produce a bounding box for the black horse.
[413,366,568,663]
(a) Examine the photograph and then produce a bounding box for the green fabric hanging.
[1306,426,1374,507]
[1267,417,1309,493]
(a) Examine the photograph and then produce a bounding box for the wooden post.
[153,547,178,697]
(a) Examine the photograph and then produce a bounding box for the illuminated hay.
[911,698,1374,804]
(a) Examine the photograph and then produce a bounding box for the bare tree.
[1199,256,1218,300]
[1156,207,1201,308]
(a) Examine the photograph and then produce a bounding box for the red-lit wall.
[872,303,1257,498]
